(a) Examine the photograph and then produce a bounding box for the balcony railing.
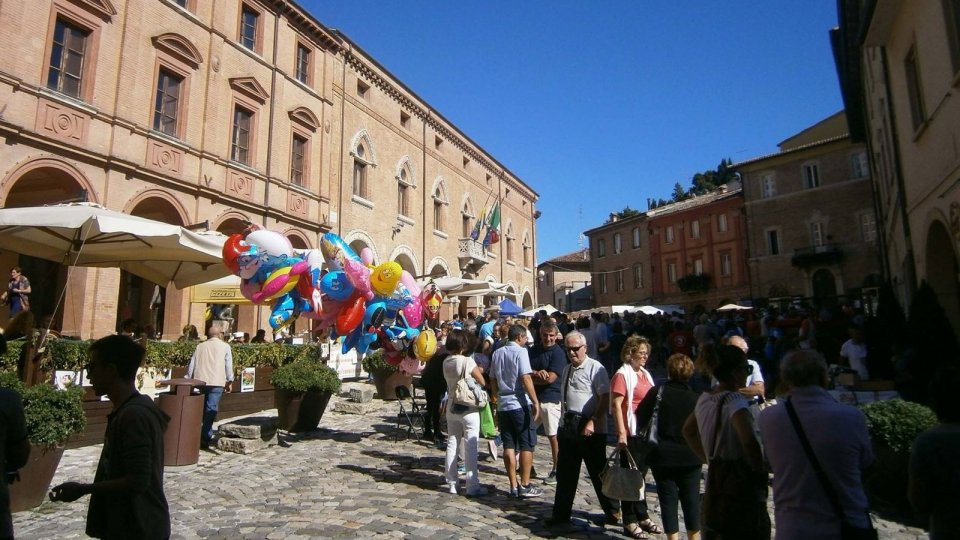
[791,243,844,267]
[458,238,488,272]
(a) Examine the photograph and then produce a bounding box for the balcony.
[791,243,845,268]
[458,238,489,273]
[677,273,711,293]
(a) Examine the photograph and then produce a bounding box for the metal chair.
[394,385,425,441]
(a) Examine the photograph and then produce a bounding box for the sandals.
[638,518,663,534]
[623,523,650,539]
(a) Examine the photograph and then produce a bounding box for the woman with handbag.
[636,354,702,540]
[682,345,770,540]
[441,329,488,497]
[611,336,663,539]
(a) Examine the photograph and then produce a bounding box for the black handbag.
[784,398,878,540]
[636,385,663,458]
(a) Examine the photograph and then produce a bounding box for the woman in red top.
[611,336,662,539]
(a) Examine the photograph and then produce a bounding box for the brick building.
[646,185,750,311]
[583,213,652,307]
[0,0,537,338]
[733,112,882,307]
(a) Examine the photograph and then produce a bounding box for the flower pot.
[864,440,922,526]
[371,370,412,401]
[9,444,65,512]
[275,388,332,432]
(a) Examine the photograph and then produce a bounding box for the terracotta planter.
[9,444,65,512]
[275,388,332,432]
[372,370,412,400]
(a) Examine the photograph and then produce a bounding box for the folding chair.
[394,385,426,441]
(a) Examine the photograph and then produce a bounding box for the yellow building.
[0,0,538,338]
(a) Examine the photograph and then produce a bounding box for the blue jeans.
[200,386,224,445]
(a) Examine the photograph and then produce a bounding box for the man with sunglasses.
[544,330,619,528]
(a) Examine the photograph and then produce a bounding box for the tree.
[671,182,688,202]
[607,206,641,223]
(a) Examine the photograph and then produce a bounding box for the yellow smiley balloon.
[370,261,402,296]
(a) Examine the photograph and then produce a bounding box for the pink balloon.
[399,270,421,297]
[402,297,424,328]
[240,279,266,305]
[343,258,374,301]
[400,356,422,375]
[360,247,375,266]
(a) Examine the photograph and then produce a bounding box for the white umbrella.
[518,304,559,317]
[717,303,753,312]
[0,203,230,288]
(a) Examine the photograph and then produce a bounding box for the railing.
[791,243,844,267]
[457,238,488,271]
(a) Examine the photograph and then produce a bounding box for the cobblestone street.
[13,383,928,539]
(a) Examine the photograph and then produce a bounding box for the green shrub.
[270,361,342,394]
[0,341,24,372]
[860,399,937,454]
[0,372,86,447]
[360,349,396,374]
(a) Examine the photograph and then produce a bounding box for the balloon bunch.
[221,229,443,374]
[222,226,324,332]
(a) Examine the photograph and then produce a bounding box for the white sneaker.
[447,482,458,494]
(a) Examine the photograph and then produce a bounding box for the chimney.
[609,213,618,222]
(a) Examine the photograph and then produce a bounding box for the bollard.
[157,378,206,466]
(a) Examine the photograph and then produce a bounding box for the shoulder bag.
[453,357,486,408]
[702,392,771,539]
[784,398,877,540]
[636,385,664,458]
[601,446,645,501]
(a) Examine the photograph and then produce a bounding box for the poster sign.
[241,367,256,392]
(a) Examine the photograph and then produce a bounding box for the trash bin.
[157,378,206,466]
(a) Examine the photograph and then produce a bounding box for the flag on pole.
[482,200,501,247]
[470,206,486,241]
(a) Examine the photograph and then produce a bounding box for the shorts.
[498,407,537,451]
[535,401,561,437]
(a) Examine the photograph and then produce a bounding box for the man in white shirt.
[186,325,234,451]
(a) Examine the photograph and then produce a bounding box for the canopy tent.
[498,298,523,316]
[518,304,559,317]
[431,276,511,298]
[0,203,229,288]
[717,303,753,312]
[628,304,686,315]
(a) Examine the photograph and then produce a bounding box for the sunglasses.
[565,345,584,353]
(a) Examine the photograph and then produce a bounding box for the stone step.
[217,432,277,455]
[333,400,380,415]
[218,416,279,440]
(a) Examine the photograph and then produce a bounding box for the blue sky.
[307,1,844,262]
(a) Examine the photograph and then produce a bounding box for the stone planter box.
[371,370,412,401]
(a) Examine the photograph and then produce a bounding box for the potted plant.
[361,350,411,401]
[859,398,937,523]
[0,372,86,511]
[270,360,341,432]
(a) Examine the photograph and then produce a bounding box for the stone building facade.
[536,248,592,313]
[583,214,653,307]
[0,0,537,338]
[733,112,882,308]
[835,0,960,334]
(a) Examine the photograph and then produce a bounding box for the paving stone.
[348,387,375,403]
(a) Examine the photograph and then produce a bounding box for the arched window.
[522,231,531,268]
[350,130,376,200]
[506,222,515,261]
[432,177,448,232]
[396,159,415,217]
[632,226,642,248]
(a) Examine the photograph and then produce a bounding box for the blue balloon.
[320,271,355,301]
[320,232,360,270]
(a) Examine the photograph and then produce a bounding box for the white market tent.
[717,303,753,312]
[518,304,559,317]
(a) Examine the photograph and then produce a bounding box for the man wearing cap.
[186,326,234,451]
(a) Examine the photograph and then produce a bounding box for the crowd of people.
[416,306,959,540]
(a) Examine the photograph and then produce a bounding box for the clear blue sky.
[306,1,844,262]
